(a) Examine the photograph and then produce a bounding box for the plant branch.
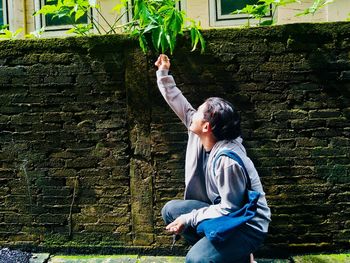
[109,9,129,34]
[95,8,117,34]
[68,177,78,239]
[87,13,105,34]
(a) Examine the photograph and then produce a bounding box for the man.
[155,54,271,263]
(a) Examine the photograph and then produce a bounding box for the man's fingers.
[154,56,162,67]
[161,54,170,62]
[166,222,175,230]
[155,54,170,70]
[166,222,178,232]
[170,227,178,232]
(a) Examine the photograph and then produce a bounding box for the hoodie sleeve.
[156,70,195,128]
[178,157,248,228]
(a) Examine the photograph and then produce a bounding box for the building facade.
[1,0,350,38]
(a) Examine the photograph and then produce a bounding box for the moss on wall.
[0,22,349,257]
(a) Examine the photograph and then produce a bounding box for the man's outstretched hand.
[166,217,185,235]
[155,54,171,70]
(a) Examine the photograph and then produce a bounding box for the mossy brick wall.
[0,36,134,251]
[0,22,349,257]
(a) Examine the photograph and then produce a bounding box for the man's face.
[189,103,207,135]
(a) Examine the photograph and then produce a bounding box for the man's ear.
[202,121,212,133]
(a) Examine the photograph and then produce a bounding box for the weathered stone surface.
[0,23,349,257]
[130,159,154,246]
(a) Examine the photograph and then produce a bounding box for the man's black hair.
[203,97,241,141]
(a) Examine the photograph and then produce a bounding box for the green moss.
[53,255,138,259]
[49,255,139,263]
[0,34,131,59]
[43,233,70,246]
[49,255,186,263]
[293,254,350,263]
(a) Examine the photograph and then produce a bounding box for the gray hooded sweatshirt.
[157,69,271,233]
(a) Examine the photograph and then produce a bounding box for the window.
[0,0,8,27]
[34,0,91,33]
[44,0,88,27]
[0,0,3,26]
[210,0,272,27]
[220,0,258,15]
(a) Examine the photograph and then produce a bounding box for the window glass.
[0,0,4,26]
[44,0,88,27]
[220,0,259,15]
[210,0,271,26]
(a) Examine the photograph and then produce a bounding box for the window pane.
[0,0,4,25]
[44,0,88,26]
[220,0,259,15]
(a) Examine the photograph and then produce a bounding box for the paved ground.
[30,254,290,263]
[28,253,350,263]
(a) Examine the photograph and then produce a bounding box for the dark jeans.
[162,199,267,263]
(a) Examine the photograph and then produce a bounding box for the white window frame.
[34,0,93,36]
[120,0,132,25]
[176,0,187,12]
[209,0,273,27]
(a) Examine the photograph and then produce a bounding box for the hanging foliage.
[34,0,205,54]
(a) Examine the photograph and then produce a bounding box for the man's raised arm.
[155,54,195,128]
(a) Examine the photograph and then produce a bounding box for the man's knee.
[185,249,205,263]
[161,200,179,224]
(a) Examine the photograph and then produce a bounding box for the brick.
[309,109,342,119]
[295,137,328,147]
[339,71,350,80]
[37,213,67,224]
[291,119,326,129]
[39,53,73,64]
[84,223,116,232]
[10,113,41,125]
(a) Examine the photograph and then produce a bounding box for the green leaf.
[165,33,174,54]
[75,9,86,21]
[66,23,92,35]
[0,24,9,30]
[190,27,196,46]
[13,28,23,37]
[158,5,172,14]
[143,23,159,34]
[124,0,205,54]
[34,4,59,15]
[189,26,205,53]
[157,29,164,50]
[139,34,148,53]
[25,27,45,39]
[160,31,169,54]
[259,19,274,26]
[63,0,76,7]
[151,26,161,51]
[169,11,183,34]
[113,3,125,13]
[296,0,334,16]
[130,29,140,37]
[0,28,23,39]
[198,31,206,54]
